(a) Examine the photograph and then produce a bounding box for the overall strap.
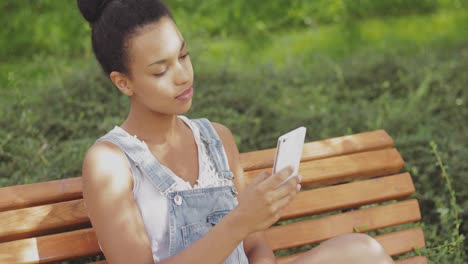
[191,119,234,181]
[96,129,177,195]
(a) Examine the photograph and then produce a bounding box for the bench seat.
[0,130,427,263]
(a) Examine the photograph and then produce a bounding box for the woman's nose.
[173,61,191,85]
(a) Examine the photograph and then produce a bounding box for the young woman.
[77,0,394,263]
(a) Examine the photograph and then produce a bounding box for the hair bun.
[77,0,113,23]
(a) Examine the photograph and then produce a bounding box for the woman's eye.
[179,52,190,60]
[154,70,167,77]
[153,54,189,77]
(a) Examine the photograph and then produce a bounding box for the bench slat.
[0,131,394,212]
[266,199,421,250]
[245,148,404,188]
[0,200,89,243]
[0,193,420,260]
[0,177,82,213]
[0,173,414,242]
[276,228,425,264]
[241,130,393,171]
[281,173,414,220]
[0,228,100,264]
[376,228,426,256]
[0,148,403,213]
[0,227,425,264]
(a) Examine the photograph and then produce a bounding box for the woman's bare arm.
[212,122,277,264]
[82,141,154,264]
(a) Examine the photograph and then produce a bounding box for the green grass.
[0,1,467,263]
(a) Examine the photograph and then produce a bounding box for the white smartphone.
[272,126,307,186]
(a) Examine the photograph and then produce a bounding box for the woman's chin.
[175,100,193,115]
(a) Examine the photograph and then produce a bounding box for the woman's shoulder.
[210,121,232,139]
[84,126,134,168]
[82,140,133,193]
[85,140,127,164]
[209,121,240,161]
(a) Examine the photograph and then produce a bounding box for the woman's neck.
[119,103,184,147]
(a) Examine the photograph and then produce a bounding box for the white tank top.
[112,116,233,262]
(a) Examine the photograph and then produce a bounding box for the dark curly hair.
[77,0,173,76]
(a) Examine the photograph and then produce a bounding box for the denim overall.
[97,118,249,264]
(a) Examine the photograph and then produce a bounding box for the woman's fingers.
[261,176,300,223]
[298,174,303,183]
[267,174,300,201]
[234,170,304,234]
[251,171,270,185]
[271,189,299,217]
[259,166,294,190]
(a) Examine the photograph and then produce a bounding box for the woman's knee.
[326,233,393,263]
[292,233,393,264]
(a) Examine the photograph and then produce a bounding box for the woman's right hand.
[232,166,302,236]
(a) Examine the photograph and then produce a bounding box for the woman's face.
[123,16,194,115]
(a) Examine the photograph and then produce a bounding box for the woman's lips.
[175,87,194,101]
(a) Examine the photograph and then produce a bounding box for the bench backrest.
[0,130,427,263]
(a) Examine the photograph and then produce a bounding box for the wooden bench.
[0,130,427,263]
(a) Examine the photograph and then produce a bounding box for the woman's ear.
[110,71,134,96]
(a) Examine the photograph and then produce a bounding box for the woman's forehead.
[129,17,183,65]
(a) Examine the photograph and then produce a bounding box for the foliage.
[1,0,467,60]
[0,0,467,263]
